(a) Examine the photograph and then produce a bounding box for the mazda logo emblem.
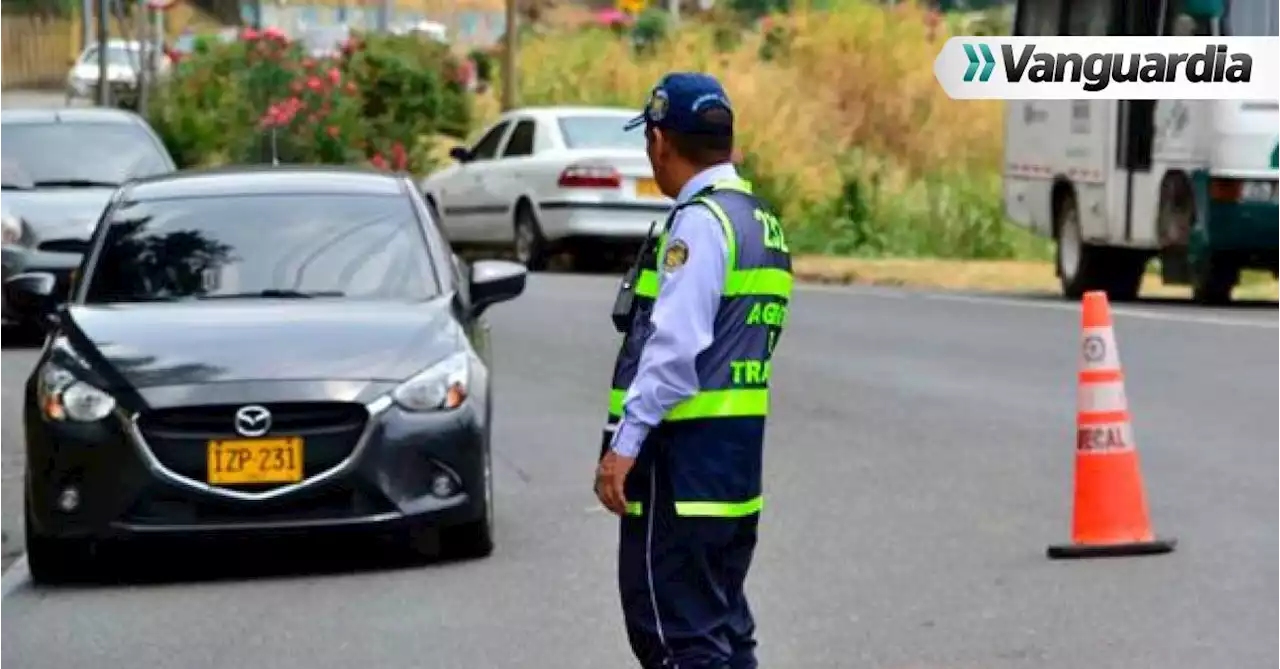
[233,405,272,438]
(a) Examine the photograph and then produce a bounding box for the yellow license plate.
[636,178,663,199]
[207,437,304,485]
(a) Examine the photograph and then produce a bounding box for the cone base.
[1046,537,1177,560]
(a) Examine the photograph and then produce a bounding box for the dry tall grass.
[512,0,1036,258]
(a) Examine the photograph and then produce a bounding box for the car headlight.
[38,363,116,422]
[2,213,23,245]
[391,351,470,412]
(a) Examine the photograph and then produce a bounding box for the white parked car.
[65,39,170,105]
[420,106,673,270]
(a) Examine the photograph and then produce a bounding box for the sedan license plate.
[207,437,304,485]
[635,178,663,199]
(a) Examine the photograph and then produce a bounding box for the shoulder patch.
[663,239,689,272]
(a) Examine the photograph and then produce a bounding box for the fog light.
[430,472,457,498]
[57,486,80,512]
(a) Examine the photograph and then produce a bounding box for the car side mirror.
[3,272,59,325]
[468,260,526,317]
[449,146,471,163]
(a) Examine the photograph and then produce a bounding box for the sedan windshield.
[557,115,647,151]
[82,193,439,304]
[0,122,172,186]
[80,44,141,69]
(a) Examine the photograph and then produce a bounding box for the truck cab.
[1002,0,1278,304]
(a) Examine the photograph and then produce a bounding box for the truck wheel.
[1191,252,1238,305]
[1103,249,1148,303]
[1055,191,1109,300]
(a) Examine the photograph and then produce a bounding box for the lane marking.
[793,279,1276,328]
[921,292,1278,329]
[1,554,29,597]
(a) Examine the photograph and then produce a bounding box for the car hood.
[60,298,465,389]
[4,189,114,242]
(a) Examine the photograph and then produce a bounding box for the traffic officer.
[594,72,793,669]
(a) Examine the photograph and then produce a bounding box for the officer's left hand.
[595,451,635,516]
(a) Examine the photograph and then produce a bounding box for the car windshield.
[82,192,439,304]
[557,115,646,150]
[0,122,172,186]
[81,44,141,68]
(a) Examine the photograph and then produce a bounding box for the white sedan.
[65,39,170,105]
[420,106,673,270]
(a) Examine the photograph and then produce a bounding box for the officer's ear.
[646,126,667,163]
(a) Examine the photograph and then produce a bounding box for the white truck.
[1003,0,1279,304]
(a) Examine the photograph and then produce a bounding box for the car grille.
[136,402,368,492]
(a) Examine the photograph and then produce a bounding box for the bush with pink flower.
[148,28,472,175]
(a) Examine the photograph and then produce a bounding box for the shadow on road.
[22,532,476,592]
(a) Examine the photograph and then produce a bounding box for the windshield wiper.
[200,289,346,299]
[31,179,120,188]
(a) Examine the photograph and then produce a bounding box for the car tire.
[513,203,549,272]
[24,498,89,586]
[441,449,494,560]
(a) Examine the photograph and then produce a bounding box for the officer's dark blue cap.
[623,72,734,137]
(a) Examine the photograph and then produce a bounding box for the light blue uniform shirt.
[609,162,739,458]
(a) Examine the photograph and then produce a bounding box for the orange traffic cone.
[1047,291,1177,559]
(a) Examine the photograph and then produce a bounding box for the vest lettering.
[752,208,790,253]
[730,359,771,385]
[745,301,787,327]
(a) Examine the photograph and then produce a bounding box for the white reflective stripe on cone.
[1078,379,1130,414]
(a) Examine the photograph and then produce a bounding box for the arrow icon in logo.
[962,43,996,82]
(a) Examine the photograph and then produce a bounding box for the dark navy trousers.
[614,438,760,669]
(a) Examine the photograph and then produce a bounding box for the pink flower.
[306,76,323,91]
[391,142,407,170]
[326,125,340,138]
[240,27,259,41]
[327,67,341,85]
[263,26,287,42]
[301,57,316,70]
[290,81,304,94]
[370,153,388,170]
[344,81,358,95]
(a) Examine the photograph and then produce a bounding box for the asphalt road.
[1,275,1276,669]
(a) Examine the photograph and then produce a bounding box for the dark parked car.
[1,107,176,331]
[4,166,527,584]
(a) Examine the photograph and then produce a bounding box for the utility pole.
[81,0,93,55]
[501,0,517,111]
[378,0,392,32]
[96,0,110,107]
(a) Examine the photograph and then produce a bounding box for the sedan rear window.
[557,115,647,151]
[0,122,172,187]
[82,193,439,304]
